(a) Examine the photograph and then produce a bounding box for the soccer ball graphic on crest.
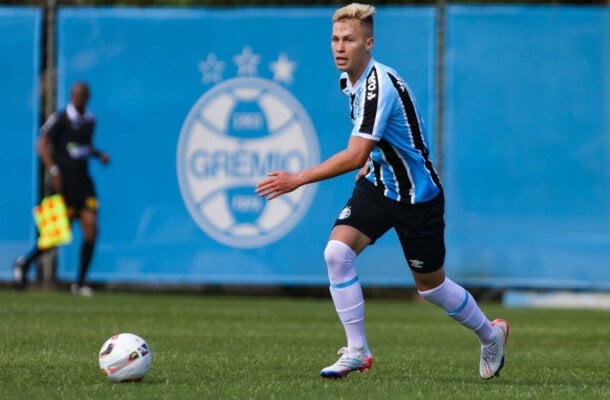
[98,333,152,382]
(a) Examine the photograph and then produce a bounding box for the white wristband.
[49,165,60,177]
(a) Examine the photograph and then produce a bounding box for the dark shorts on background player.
[61,173,99,216]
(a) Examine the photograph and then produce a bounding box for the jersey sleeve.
[40,112,61,139]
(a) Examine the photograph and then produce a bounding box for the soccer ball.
[98,333,152,382]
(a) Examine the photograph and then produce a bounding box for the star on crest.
[198,53,225,84]
[270,53,297,84]
[233,46,261,77]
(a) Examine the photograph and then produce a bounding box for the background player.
[13,81,110,297]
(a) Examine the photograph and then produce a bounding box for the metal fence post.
[435,0,446,176]
[38,0,58,289]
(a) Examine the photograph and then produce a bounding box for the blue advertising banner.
[0,7,41,281]
[56,7,437,285]
[444,6,610,289]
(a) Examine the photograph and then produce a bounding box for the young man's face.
[331,19,373,81]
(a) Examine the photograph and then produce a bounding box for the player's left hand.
[255,171,300,200]
[99,153,110,165]
[356,162,370,181]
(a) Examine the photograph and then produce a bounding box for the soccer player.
[13,81,110,297]
[256,3,509,379]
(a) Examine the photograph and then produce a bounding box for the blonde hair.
[333,3,375,35]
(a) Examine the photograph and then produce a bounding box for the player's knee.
[324,240,356,283]
[324,240,352,268]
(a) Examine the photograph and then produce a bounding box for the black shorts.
[61,173,99,217]
[333,178,446,273]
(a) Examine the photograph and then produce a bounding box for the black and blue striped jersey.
[340,58,442,204]
[40,103,96,176]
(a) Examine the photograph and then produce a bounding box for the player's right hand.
[51,175,63,194]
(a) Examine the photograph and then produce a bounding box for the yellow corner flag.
[33,194,73,250]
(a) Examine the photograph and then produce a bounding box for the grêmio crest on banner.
[176,47,320,249]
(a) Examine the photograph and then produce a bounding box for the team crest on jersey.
[177,47,320,248]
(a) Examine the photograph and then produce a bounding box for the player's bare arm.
[36,134,56,172]
[355,159,370,181]
[36,133,63,193]
[256,135,375,200]
[91,147,111,165]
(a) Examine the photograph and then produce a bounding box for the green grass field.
[0,289,608,399]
